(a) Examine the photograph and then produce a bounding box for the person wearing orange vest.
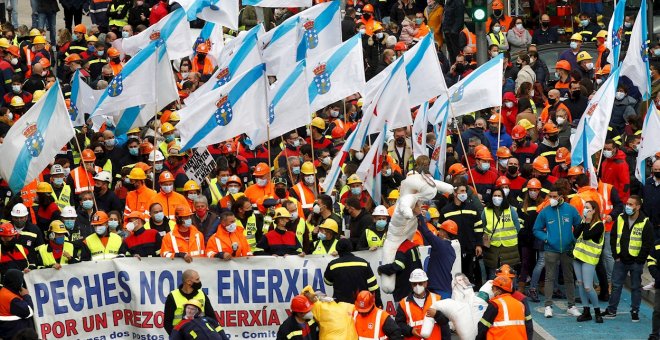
[459,26,477,53]
[205,211,252,259]
[353,290,402,339]
[485,0,513,34]
[123,167,157,220]
[160,206,205,261]
[244,162,275,206]
[107,47,123,75]
[358,4,379,36]
[477,276,532,340]
[596,180,623,302]
[291,162,318,216]
[68,149,102,195]
[0,269,34,337]
[191,43,215,77]
[569,173,605,216]
[395,269,447,339]
[151,171,189,220]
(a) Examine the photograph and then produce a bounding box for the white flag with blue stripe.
[321,119,362,194]
[636,104,660,184]
[186,24,263,105]
[248,60,312,146]
[606,0,626,69]
[178,64,268,150]
[259,14,298,76]
[173,0,239,30]
[306,34,365,112]
[620,0,651,100]
[403,33,448,107]
[70,70,101,127]
[192,21,225,65]
[356,124,386,205]
[428,97,451,180]
[0,81,75,193]
[122,8,193,60]
[242,0,311,8]
[412,101,429,159]
[446,54,503,117]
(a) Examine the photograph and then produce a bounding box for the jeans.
[38,12,57,45]
[573,259,599,308]
[30,0,39,28]
[653,287,660,337]
[530,250,545,289]
[7,0,17,27]
[544,251,575,307]
[608,261,643,313]
[602,232,614,281]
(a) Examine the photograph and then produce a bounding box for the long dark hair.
[486,188,510,211]
[584,200,602,225]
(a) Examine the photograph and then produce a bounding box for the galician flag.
[122,8,193,60]
[242,0,311,8]
[174,0,239,30]
[356,124,387,205]
[403,33,448,107]
[620,0,651,100]
[606,0,627,69]
[636,104,660,184]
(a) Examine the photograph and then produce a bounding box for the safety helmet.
[511,125,527,140]
[543,122,559,134]
[570,33,583,41]
[301,161,316,175]
[65,53,82,63]
[159,171,175,183]
[487,114,502,124]
[183,299,203,311]
[32,90,45,103]
[161,122,175,134]
[394,42,408,51]
[428,207,440,219]
[148,150,165,162]
[555,147,570,163]
[91,211,109,226]
[0,223,18,237]
[140,141,154,155]
[274,207,292,219]
[373,22,384,32]
[86,35,99,42]
[61,206,78,218]
[169,111,180,122]
[93,171,112,183]
[10,96,25,107]
[29,28,41,37]
[567,166,584,177]
[134,162,152,173]
[49,220,68,234]
[127,211,145,221]
[372,205,389,217]
[495,176,510,188]
[0,38,10,49]
[387,189,399,200]
[253,162,270,176]
[126,167,146,180]
[7,45,20,58]
[227,175,242,186]
[290,295,313,313]
[439,220,458,236]
[409,268,429,283]
[596,64,611,75]
[496,146,512,158]
[347,174,363,185]
[496,264,517,278]
[555,60,571,71]
[355,291,375,313]
[175,205,194,218]
[526,178,542,189]
[127,127,141,135]
[11,203,29,217]
[183,180,201,191]
[362,4,374,12]
[492,276,513,292]
[492,0,504,10]
[532,156,551,173]
[39,57,51,68]
[51,164,65,176]
[596,30,607,39]
[33,35,47,44]
[82,149,96,162]
[107,47,120,58]
[319,219,339,233]
[196,43,209,54]
[311,117,326,130]
[576,51,593,62]
[37,182,53,193]
[448,163,467,176]
[73,24,87,34]
[475,148,493,161]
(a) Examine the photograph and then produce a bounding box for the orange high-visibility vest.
[487,294,527,340]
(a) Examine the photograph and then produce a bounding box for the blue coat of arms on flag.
[107,74,123,97]
[612,27,623,48]
[313,63,330,95]
[215,67,232,87]
[302,19,319,50]
[268,103,275,124]
[22,122,44,157]
[70,103,79,122]
[641,41,649,62]
[450,85,465,103]
[214,94,233,126]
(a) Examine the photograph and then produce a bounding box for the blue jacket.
[459,128,491,156]
[484,130,513,156]
[417,216,455,296]
[533,201,581,253]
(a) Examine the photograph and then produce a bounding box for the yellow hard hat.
[33,35,47,44]
[0,38,10,49]
[29,28,41,37]
[387,189,400,200]
[37,182,53,193]
[10,96,25,107]
[183,180,201,191]
[311,117,325,130]
[274,207,292,219]
[320,219,339,233]
[127,127,141,134]
[517,118,534,130]
[576,51,593,62]
[161,122,175,134]
[183,299,203,310]
[168,111,180,122]
[127,167,147,180]
[570,33,583,41]
[301,161,316,175]
[347,174,362,185]
[428,207,440,219]
[32,90,45,103]
[49,220,68,234]
[596,30,607,39]
[87,35,98,42]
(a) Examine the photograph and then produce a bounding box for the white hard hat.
[61,206,78,218]
[50,164,65,175]
[148,150,165,162]
[93,171,112,182]
[409,269,429,283]
[11,203,29,217]
[372,205,389,217]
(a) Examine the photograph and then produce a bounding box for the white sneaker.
[643,282,655,291]
[545,306,553,318]
[567,306,582,317]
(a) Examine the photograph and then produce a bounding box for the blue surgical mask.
[108,220,119,230]
[292,166,301,175]
[375,220,387,230]
[53,177,64,186]
[122,31,130,39]
[82,200,94,210]
[480,162,491,171]
[129,147,139,156]
[165,135,175,142]
[582,208,590,217]
[457,193,468,202]
[317,232,327,240]
[220,176,229,185]
[625,205,635,215]
[64,220,75,230]
[154,163,163,171]
[415,18,423,25]
[153,212,165,222]
[351,187,362,196]
[570,41,578,49]
[97,50,104,57]
[95,225,107,235]
[580,19,589,27]
[183,218,193,227]
[655,49,660,57]
[54,236,65,245]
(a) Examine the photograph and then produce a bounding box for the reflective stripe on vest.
[294,183,315,209]
[295,218,308,245]
[209,178,223,207]
[0,287,33,321]
[171,289,205,327]
[85,233,122,260]
[312,239,338,255]
[37,242,75,267]
[51,185,72,210]
[403,293,438,328]
[488,294,526,339]
[171,231,202,256]
[573,223,604,265]
[354,309,387,340]
[238,215,259,252]
[616,215,647,257]
[488,32,506,45]
[365,229,385,248]
[484,208,518,247]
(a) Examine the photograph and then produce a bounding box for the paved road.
[13,2,92,34]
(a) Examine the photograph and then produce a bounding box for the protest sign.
[183,147,217,185]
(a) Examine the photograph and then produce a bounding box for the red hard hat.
[440,220,458,235]
[448,163,467,176]
[196,43,209,54]
[159,171,174,183]
[495,176,510,188]
[363,4,374,12]
[511,125,527,140]
[291,295,313,313]
[355,290,375,313]
[81,149,96,162]
[0,223,18,237]
[394,42,408,51]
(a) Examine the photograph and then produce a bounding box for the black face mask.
[111,57,121,63]
[197,54,206,62]
[464,55,473,63]
[362,13,371,20]
[654,171,660,179]
[548,98,557,105]
[275,188,287,198]
[515,139,525,146]
[507,165,518,175]
[541,21,550,28]
[455,64,465,74]
[94,186,103,195]
[547,135,558,143]
[493,10,502,17]
[571,90,581,99]
[191,281,202,290]
[243,209,253,218]
[395,137,405,146]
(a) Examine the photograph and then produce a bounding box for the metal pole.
[475,21,488,66]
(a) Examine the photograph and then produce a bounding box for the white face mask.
[550,198,559,207]
[125,222,136,232]
[355,151,364,160]
[528,190,539,200]
[303,311,314,320]
[413,284,425,295]
[493,26,501,33]
[322,157,332,165]
[503,188,510,197]
[162,185,173,193]
[256,178,268,187]
[596,78,604,85]
[499,159,508,168]
[516,24,523,29]
[304,175,315,184]
[504,101,514,108]
[603,150,614,158]
[225,223,237,233]
[530,90,534,97]
[492,196,503,207]
[10,58,18,65]
[228,186,240,194]
[556,117,566,125]
[615,91,625,100]
[585,62,594,70]
[312,204,321,214]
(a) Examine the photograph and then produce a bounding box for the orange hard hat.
[127,211,145,221]
[107,47,120,58]
[227,175,242,186]
[568,166,584,177]
[511,125,527,140]
[475,148,493,161]
[91,211,109,225]
[526,178,542,189]
[139,141,154,155]
[474,144,489,155]
[331,125,345,139]
[439,220,458,235]
[175,205,194,218]
[81,149,96,162]
[555,60,571,71]
[73,24,87,34]
[196,43,209,54]
[543,122,559,134]
[496,146,512,158]
[65,53,82,63]
[532,156,551,173]
[355,290,375,313]
[0,223,18,237]
[7,45,20,58]
[291,295,313,313]
[492,276,513,292]
[253,162,270,177]
[363,3,374,12]
[492,0,504,10]
[495,176,510,188]
[394,42,408,51]
[39,58,51,68]
[159,171,174,183]
[555,147,570,163]
[496,264,517,278]
[448,163,467,176]
[487,114,502,124]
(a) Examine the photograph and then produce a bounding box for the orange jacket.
[160,225,205,258]
[109,61,123,75]
[244,182,275,205]
[487,294,527,340]
[569,185,604,217]
[540,102,572,124]
[598,181,615,232]
[205,225,251,258]
[398,292,442,340]
[485,16,513,33]
[150,191,189,220]
[124,185,158,221]
[292,182,317,210]
[353,308,390,339]
[191,56,215,75]
[414,24,430,39]
[70,165,102,194]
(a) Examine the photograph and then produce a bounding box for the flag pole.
[448,104,479,191]
[308,123,318,198]
[72,132,99,211]
[266,125,272,172]
[281,135,295,186]
[152,111,158,192]
[496,109,502,171]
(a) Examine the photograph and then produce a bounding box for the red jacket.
[600,149,630,202]
[149,1,168,25]
[501,92,518,133]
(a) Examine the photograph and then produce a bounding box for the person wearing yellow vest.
[163,269,217,335]
[35,221,80,270]
[312,219,339,256]
[572,201,605,323]
[481,188,521,277]
[283,199,313,253]
[0,269,34,337]
[292,161,318,216]
[353,290,402,339]
[232,196,263,253]
[487,22,509,52]
[50,164,72,210]
[276,295,319,340]
[82,211,127,261]
[600,195,653,321]
[358,205,388,250]
[0,223,33,276]
[10,203,44,252]
[394,269,446,339]
[477,276,532,339]
[108,0,130,31]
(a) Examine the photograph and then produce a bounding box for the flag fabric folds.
[356,124,386,205]
[242,0,311,8]
[412,102,429,159]
[444,54,503,118]
[174,0,239,30]
[606,0,627,69]
[322,120,362,194]
[70,69,100,127]
[0,81,75,193]
[636,104,660,184]
[178,64,268,150]
[122,8,193,60]
[403,33,448,107]
[620,0,651,100]
[428,100,451,180]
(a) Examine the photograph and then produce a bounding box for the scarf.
[511,26,526,39]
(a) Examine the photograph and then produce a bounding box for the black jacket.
[341,17,357,41]
[348,209,373,249]
[378,240,422,301]
[531,26,559,45]
[276,315,319,340]
[642,179,660,234]
[324,252,382,306]
[610,212,654,264]
[164,286,217,334]
[442,0,464,33]
[439,200,482,250]
[170,316,230,340]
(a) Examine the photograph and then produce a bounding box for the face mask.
[95,225,107,235]
[313,204,321,214]
[82,200,94,210]
[603,150,614,158]
[191,281,202,290]
[549,198,559,207]
[217,176,229,185]
[275,187,287,198]
[375,32,384,39]
[395,137,406,146]
[516,24,523,30]
[52,177,64,187]
[292,139,301,147]
[375,220,387,230]
[493,9,502,17]
[187,194,198,201]
[317,232,327,240]
[359,28,366,35]
[355,152,364,160]
[303,311,314,320]
[63,220,75,230]
[655,50,660,57]
[560,163,568,170]
[10,58,18,65]
[351,187,362,196]
[547,135,559,143]
[54,236,65,245]
[128,147,139,156]
[11,85,20,93]
[329,110,340,118]
[615,92,625,100]
[492,196,503,206]
[480,162,491,171]
[183,218,193,227]
[457,193,468,202]
[507,165,518,175]
[153,212,165,222]
[304,175,315,184]
[491,51,499,57]
[362,13,371,20]
[108,220,120,230]
[42,71,48,77]
[493,26,501,33]
[528,191,538,200]
[228,186,240,195]
[415,18,423,25]
[556,117,566,125]
[570,41,578,49]
[292,166,301,175]
[625,205,635,215]
[584,62,594,70]
[503,188,510,197]
[225,223,237,233]
[97,50,104,57]
[257,178,268,187]
[499,159,508,169]
[654,171,660,179]
[159,184,173,194]
[413,285,425,295]
[504,101,513,108]
[165,135,175,142]
[541,21,550,28]
[596,78,604,85]
[384,168,392,177]
[322,157,332,166]
[580,19,589,27]
[291,212,299,220]
[582,208,590,217]
[122,31,130,39]
[243,210,254,218]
